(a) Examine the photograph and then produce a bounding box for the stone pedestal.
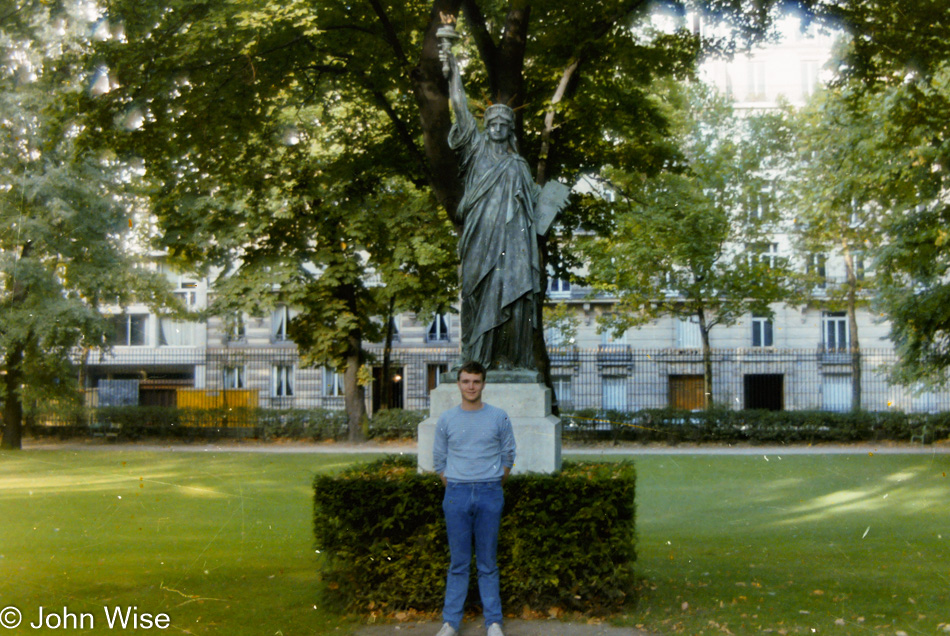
[417,382,562,475]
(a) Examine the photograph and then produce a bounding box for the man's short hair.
[458,360,487,381]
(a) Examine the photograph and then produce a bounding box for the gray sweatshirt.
[433,403,516,482]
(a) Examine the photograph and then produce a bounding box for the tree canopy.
[576,82,799,407]
[0,2,173,448]
[66,0,728,435]
[809,1,950,384]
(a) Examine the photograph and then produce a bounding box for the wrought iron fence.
[33,345,950,428]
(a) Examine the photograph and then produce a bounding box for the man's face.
[457,371,485,404]
[487,119,510,143]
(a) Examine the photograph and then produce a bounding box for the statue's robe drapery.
[449,109,542,371]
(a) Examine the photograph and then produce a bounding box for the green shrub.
[367,408,426,440]
[562,408,950,444]
[256,408,348,441]
[312,456,637,615]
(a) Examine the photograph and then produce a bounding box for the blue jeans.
[442,480,505,630]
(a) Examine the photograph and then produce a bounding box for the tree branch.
[495,0,531,104]
[410,0,464,226]
[535,0,647,182]
[537,58,580,185]
[460,0,498,81]
[365,0,410,66]
[367,85,433,184]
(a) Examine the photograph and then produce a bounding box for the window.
[226,312,246,342]
[385,316,401,342]
[747,60,766,100]
[822,374,852,412]
[159,318,196,346]
[426,314,450,343]
[747,186,773,220]
[801,60,819,99]
[751,315,773,347]
[272,365,295,397]
[749,242,780,268]
[552,374,573,411]
[271,305,290,342]
[853,252,866,282]
[323,367,344,397]
[822,311,849,351]
[548,277,571,296]
[807,253,827,288]
[174,279,199,309]
[602,376,627,411]
[110,314,148,346]
[222,366,245,389]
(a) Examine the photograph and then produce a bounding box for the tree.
[788,83,893,410]
[0,3,172,449]
[805,1,950,385]
[71,0,815,431]
[872,61,950,384]
[576,83,798,409]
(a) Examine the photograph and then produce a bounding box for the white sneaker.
[487,623,505,636]
[435,623,457,636]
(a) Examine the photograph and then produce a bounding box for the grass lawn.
[581,451,950,635]
[1,448,948,635]
[0,448,378,635]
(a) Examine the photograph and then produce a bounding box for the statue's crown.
[484,103,515,124]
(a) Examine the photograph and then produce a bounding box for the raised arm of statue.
[440,44,477,139]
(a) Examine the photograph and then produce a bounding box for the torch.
[436,13,461,78]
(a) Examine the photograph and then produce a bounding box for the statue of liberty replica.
[418,18,566,476]
[438,18,568,376]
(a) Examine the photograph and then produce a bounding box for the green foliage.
[0,2,176,447]
[366,408,426,440]
[575,83,799,408]
[577,83,797,339]
[563,408,949,444]
[27,406,425,442]
[542,301,580,346]
[313,456,637,614]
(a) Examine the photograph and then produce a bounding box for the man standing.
[433,360,516,636]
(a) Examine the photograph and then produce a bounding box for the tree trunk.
[410,0,464,225]
[380,295,396,412]
[343,329,367,442]
[77,346,91,427]
[698,311,713,410]
[1,342,25,450]
[843,249,862,411]
[2,242,31,450]
[534,237,556,414]
[340,283,367,441]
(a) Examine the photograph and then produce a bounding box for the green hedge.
[312,456,637,615]
[563,408,950,444]
[27,407,425,442]
[28,404,949,444]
